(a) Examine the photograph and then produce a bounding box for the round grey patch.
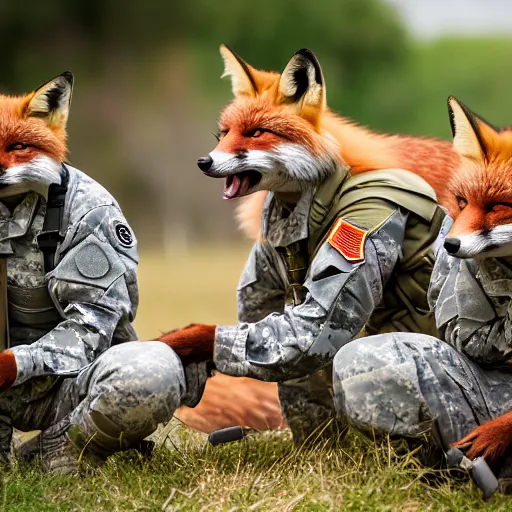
[75,243,110,279]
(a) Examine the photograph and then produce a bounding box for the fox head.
[0,72,73,198]
[444,97,512,259]
[197,46,340,199]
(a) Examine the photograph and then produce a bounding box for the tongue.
[224,174,250,199]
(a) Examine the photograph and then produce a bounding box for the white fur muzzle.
[0,155,62,198]
[209,143,335,193]
[451,224,512,258]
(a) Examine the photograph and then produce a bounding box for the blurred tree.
[186,0,411,122]
[3,1,512,247]
[0,0,411,248]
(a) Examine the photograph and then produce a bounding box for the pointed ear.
[448,96,498,161]
[279,49,325,110]
[219,45,258,97]
[25,72,74,129]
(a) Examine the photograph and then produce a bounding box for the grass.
[3,427,511,511]
[3,246,511,510]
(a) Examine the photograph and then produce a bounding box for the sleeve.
[214,206,407,381]
[10,205,139,386]
[237,241,285,322]
[434,250,512,366]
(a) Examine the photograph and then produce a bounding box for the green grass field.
[2,247,511,511]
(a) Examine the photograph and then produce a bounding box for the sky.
[386,0,512,38]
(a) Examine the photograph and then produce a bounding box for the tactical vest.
[279,167,445,338]
[1,167,69,348]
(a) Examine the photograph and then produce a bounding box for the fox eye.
[7,143,29,152]
[456,196,468,211]
[246,128,266,138]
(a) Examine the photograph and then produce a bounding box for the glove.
[156,324,216,365]
[451,411,512,462]
[0,350,16,391]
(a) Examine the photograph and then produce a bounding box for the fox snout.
[444,237,461,255]
[197,155,213,173]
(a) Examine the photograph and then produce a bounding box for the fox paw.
[451,411,512,463]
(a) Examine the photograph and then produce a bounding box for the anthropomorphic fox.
[0,73,192,473]
[0,73,73,197]
[438,97,512,473]
[163,46,468,441]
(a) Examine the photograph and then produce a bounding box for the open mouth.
[223,170,262,200]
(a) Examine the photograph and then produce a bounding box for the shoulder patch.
[114,222,135,247]
[328,218,368,262]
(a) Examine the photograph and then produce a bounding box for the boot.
[15,424,102,475]
[0,414,12,465]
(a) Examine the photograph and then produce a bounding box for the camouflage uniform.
[0,165,202,466]
[332,217,512,454]
[214,167,445,443]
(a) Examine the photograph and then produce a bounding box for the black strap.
[37,165,69,274]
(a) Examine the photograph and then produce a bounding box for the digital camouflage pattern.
[0,165,194,463]
[332,217,512,460]
[214,169,444,443]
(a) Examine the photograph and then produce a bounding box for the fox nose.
[444,237,461,254]
[197,155,213,172]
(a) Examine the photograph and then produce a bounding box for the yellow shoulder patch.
[328,218,368,262]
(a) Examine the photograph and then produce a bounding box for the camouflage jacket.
[215,169,444,381]
[5,165,138,387]
[429,218,512,367]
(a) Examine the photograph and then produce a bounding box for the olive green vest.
[283,167,445,337]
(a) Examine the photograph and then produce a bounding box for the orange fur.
[0,350,17,391]
[452,411,512,463]
[179,48,461,435]
[222,68,460,239]
[156,324,215,364]
[446,100,512,238]
[448,100,512,466]
[0,94,68,167]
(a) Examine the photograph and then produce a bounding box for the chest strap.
[37,165,69,274]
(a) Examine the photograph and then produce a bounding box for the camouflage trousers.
[0,341,206,461]
[278,368,346,445]
[332,333,512,454]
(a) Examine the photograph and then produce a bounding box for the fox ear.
[25,72,74,129]
[279,49,325,111]
[220,45,258,97]
[448,96,498,161]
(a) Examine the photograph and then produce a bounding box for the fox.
[176,46,464,435]
[200,46,462,240]
[443,97,512,467]
[0,73,283,437]
[0,73,72,198]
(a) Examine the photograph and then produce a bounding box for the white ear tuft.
[26,72,74,129]
[279,49,325,108]
[219,45,257,97]
[448,96,486,160]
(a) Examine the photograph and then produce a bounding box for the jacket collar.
[262,188,315,248]
[0,193,40,256]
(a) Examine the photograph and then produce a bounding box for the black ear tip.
[447,96,458,136]
[60,71,74,85]
[290,48,323,87]
[294,48,319,63]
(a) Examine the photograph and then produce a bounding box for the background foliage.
[3,0,512,249]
